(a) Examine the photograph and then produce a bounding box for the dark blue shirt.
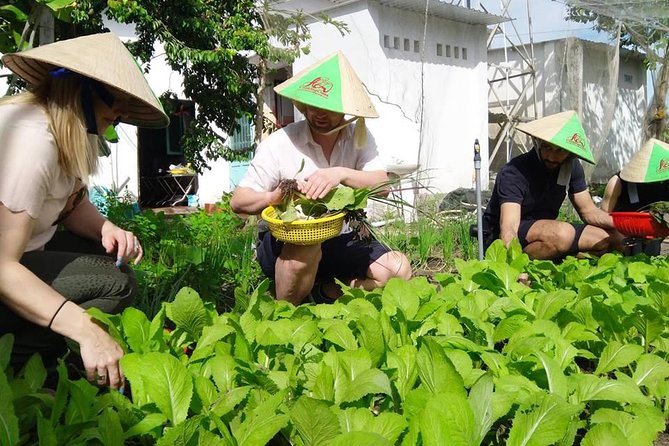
[614,174,669,212]
[483,149,587,238]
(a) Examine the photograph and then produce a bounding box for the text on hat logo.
[566,133,585,151]
[300,77,333,98]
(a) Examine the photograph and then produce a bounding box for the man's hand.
[301,167,344,199]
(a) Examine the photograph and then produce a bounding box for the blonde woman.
[0,33,168,389]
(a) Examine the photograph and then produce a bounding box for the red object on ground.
[610,212,669,239]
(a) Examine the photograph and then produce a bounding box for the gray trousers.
[0,231,136,377]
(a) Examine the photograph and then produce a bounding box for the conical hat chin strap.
[535,144,572,187]
[308,116,368,149]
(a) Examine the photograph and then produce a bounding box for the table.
[140,174,197,207]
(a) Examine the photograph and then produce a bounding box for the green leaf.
[211,386,251,418]
[121,307,152,353]
[572,374,651,405]
[323,320,358,350]
[534,290,575,320]
[382,279,420,320]
[581,423,629,446]
[36,411,57,446]
[290,396,341,446]
[0,369,18,446]
[338,408,407,443]
[322,186,356,211]
[419,390,476,446]
[155,415,202,446]
[594,341,644,375]
[98,407,124,446]
[485,239,508,263]
[387,346,418,401]
[532,351,568,398]
[43,0,75,11]
[506,393,582,446]
[339,368,392,404]
[123,413,167,440]
[355,315,385,368]
[120,352,193,425]
[493,314,529,343]
[0,5,28,21]
[21,353,46,392]
[468,374,495,444]
[627,307,664,344]
[326,431,393,446]
[166,287,208,339]
[633,353,669,387]
[191,317,235,361]
[232,391,290,446]
[0,334,12,371]
[416,338,465,397]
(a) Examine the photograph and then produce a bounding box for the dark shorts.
[256,231,391,282]
[484,219,586,254]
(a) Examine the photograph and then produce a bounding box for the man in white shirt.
[231,52,411,305]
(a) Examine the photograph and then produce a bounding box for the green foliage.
[6,243,669,444]
[107,198,262,317]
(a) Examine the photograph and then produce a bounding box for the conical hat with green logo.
[516,111,595,164]
[274,51,378,118]
[620,138,669,183]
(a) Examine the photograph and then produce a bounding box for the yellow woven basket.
[261,206,346,245]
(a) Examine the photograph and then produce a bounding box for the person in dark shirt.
[601,138,669,255]
[483,111,620,260]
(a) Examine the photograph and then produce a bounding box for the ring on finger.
[96,373,107,383]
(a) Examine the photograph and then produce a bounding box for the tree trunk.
[255,58,267,144]
[644,42,669,141]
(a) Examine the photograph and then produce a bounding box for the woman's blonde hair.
[0,76,98,179]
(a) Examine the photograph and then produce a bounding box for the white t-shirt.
[238,119,386,192]
[0,103,76,252]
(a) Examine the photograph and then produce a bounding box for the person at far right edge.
[482,110,623,260]
[601,138,669,256]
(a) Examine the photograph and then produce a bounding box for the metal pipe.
[474,139,484,260]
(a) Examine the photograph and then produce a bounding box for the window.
[624,74,633,83]
[383,35,390,48]
[393,36,400,49]
[454,46,460,59]
[414,40,420,53]
[437,43,443,56]
[462,48,468,60]
[445,45,451,57]
[404,38,410,51]
[229,117,255,152]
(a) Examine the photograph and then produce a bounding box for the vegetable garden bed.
[3,240,669,445]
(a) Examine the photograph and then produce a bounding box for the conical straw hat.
[2,32,168,128]
[274,51,378,118]
[516,110,594,164]
[620,138,669,183]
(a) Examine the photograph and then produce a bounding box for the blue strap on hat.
[48,67,117,134]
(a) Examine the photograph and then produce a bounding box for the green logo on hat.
[549,113,594,163]
[299,76,334,98]
[276,55,343,113]
[644,142,669,182]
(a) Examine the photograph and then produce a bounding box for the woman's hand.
[101,221,143,265]
[77,315,126,389]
